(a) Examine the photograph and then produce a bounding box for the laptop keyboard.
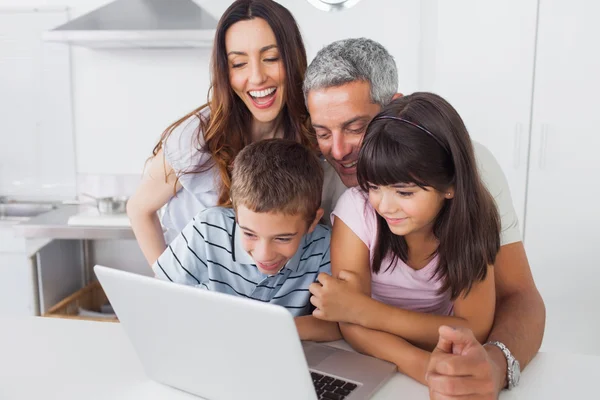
[311,371,358,400]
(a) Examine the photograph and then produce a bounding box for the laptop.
[94,265,396,400]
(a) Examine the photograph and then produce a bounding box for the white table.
[0,317,597,400]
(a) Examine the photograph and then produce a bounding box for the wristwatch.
[485,341,521,390]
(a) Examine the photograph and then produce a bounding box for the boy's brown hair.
[231,139,323,222]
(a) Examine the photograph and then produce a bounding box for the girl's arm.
[340,322,430,385]
[349,267,495,350]
[127,148,182,265]
[318,218,495,351]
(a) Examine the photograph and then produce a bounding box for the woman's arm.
[127,148,182,265]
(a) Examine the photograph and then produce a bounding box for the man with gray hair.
[305,38,545,399]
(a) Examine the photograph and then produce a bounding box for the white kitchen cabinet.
[524,0,600,355]
[419,0,538,234]
[0,222,38,316]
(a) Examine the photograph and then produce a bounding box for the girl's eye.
[367,184,379,191]
[397,191,414,197]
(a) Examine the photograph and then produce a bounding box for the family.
[125,0,546,398]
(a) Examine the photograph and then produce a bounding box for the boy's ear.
[308,208,325,233]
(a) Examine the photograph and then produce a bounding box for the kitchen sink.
[0,201,58,221]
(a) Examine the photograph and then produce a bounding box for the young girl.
[309,92,501,384]
[127,0,315,264]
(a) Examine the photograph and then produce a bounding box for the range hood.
[43,0,218,49]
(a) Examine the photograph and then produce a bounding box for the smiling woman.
[126,0,316,266]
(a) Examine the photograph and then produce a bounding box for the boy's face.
[236,205,323,275]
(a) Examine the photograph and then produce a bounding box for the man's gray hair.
[303,38,398,107]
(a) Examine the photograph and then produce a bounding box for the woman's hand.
[308,270,370,324]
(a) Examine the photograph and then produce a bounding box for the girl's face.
[225,18,286,125]
[367,183,453,238]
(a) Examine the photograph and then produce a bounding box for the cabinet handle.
[513,123,522,169]
[539,124,548,169]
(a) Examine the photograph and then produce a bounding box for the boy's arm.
[152,215,208,287]
[297,245,342,342]
[295,315,341,342]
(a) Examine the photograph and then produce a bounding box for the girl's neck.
[404,228,439,271]
[250,116,284,143]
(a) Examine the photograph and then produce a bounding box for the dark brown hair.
[357,92,500,299]
[231,139,323,222]
[152,0,314,206]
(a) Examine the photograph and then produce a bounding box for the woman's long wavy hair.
[152,0,314,206]
[357,92,501,299]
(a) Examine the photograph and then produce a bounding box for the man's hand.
[426,326,507,399]
[308,270,368,323]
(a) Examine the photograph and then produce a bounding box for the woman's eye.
[264,57,279,62]
[231,62,246,69]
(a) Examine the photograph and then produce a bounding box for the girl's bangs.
[357,125,430,191]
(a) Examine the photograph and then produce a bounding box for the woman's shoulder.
[163,106,212,174]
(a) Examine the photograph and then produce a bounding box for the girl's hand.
[308,270,369,323]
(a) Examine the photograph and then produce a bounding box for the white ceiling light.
[305,0,363,12]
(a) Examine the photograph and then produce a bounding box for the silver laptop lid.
[94,265,317,400]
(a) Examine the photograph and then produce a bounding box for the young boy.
[152,139,340,342]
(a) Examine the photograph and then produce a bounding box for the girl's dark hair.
[357,92,500,299]
[153,0,315,206]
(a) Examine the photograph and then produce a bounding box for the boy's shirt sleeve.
[318,239,332,276]
[152,215,209,288]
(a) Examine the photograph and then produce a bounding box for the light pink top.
[332,187,453,316]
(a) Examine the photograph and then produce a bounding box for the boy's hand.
[309,270,368,323]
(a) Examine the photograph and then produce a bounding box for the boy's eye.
[276,238,291,243]
[243,232,257,239]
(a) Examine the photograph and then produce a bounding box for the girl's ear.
[444,188,455,199]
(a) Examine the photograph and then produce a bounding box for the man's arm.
[486,241,546,380]
[426,242,546,398]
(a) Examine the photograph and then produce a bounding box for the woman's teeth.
[249,87,276,98]
[342,161,357,168]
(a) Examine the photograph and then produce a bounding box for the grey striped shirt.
[152,207,331,316]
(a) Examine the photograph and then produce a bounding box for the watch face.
[512,359,521,386]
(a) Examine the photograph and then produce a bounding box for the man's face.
[307,81,382,188]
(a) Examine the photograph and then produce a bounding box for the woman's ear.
[444,188,455,199]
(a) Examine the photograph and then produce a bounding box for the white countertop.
[1,317,597,400]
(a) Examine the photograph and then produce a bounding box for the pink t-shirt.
[332,187,453,316]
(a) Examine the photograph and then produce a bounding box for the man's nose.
[331,132,352,161]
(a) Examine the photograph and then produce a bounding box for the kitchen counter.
[14,205,135,240]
